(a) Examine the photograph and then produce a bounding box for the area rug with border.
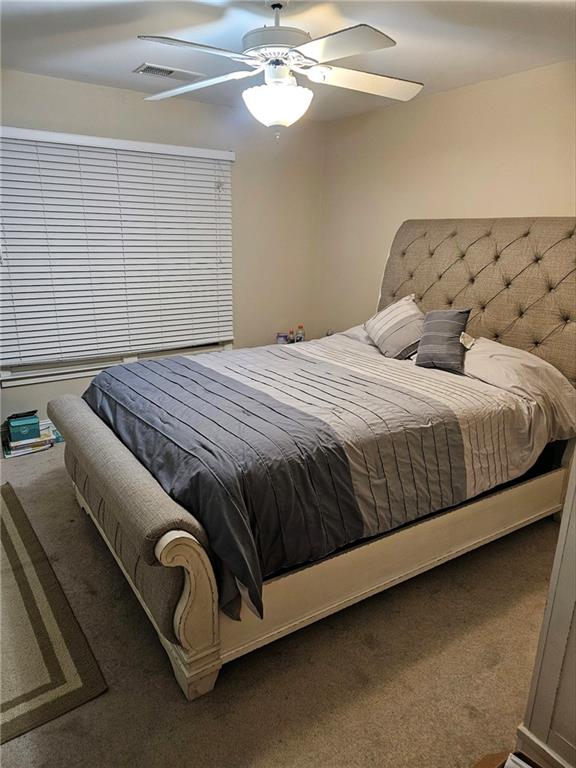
[1,482,107,744]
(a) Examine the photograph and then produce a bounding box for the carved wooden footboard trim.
[155,530,222,697]
[75,487,222,699]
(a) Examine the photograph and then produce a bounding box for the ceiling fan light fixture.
[242,82,313,127]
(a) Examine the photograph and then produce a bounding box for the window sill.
[1,367,106,388]
[1,342,234,388]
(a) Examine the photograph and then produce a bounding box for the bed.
[49,217,576,699]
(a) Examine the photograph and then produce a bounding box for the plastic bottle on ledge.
[295,324,305,342]
[287,328,295,344]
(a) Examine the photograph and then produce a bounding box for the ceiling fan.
[138,1,423,128]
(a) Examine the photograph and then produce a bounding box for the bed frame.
[49,217,576,700]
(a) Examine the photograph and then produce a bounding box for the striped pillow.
[415,309,471,373]
[364,294,425,359]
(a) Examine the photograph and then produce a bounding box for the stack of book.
[3,429,56,459]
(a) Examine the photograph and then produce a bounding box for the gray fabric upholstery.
[64,448,183,643]
[378,218,576,386]
[48,395,209,560]
[48,395,211,643]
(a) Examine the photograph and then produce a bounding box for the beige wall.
[1,61,575,418]
[315,60,576,333]
[0,70,324,417]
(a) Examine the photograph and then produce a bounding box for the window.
[0,128,234,368]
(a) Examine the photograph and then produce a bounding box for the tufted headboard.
[378,218,576,386]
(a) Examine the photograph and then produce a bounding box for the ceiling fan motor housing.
[241,26,312,57]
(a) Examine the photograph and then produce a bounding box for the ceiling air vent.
[133,63,204,83]
[135,63,175,77]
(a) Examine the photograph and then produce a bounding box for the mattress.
[83,331,575,619]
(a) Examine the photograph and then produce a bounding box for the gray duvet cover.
[83,333,559,619]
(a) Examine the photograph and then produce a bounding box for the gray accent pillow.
[415,309,471,374]
[364,294,425,359]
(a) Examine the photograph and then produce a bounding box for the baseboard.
[516,725,574,768]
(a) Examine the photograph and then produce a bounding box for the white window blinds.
[0,129,234,367]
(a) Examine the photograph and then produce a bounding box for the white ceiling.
[2,1,575,121]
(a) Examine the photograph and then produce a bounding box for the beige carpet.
[0,445,558,768]
[1,483,107,743]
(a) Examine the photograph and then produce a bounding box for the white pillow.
[364,295,425,359]
[464,338,576,441]
[339,325,378,347]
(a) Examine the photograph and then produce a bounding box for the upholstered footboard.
[48,395,223,700]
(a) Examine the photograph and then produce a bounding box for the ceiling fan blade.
[292,25,395,65]
[145,69,261,102]
[138,35,256,64]
[305,65,422,101]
